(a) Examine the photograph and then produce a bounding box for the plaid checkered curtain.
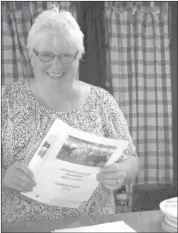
[1,1,77,85]
[105,2,173,186]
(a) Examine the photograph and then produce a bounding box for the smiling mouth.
[46,72,64,78]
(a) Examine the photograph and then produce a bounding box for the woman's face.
[31,35,79,84]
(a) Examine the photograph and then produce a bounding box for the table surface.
[2,210,164,232]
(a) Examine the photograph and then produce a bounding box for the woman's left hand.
[96,163,127,191]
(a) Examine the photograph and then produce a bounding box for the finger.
[102,178,124,190]
[96,172,118,184]
[97,170,126,181]
[100,164,117,173]
[19,183,33,192]
[102,179,119,186]
[102,184,118,191]
[14,176,34,189]
[16,185,33,193]
[97,174,116,182]
[98,172,118,180]
[13,177,34,192]
[15,170,36,187]
[112,171,126,180]
[14,163,34,178]
[15,168,36,186]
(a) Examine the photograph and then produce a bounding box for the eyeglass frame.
[33,49,79,65]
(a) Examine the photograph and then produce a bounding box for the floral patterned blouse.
[2,80,135,224]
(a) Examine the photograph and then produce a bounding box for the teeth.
[48,73,63,77]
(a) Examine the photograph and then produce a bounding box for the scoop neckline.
[24,79,93,115]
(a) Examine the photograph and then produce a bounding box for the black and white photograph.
[56,135,114,167]
[37,141,51,158]
[1,1,177,232]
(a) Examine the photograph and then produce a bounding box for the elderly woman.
[2,7,139,224]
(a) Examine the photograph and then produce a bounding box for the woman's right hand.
[2,162,36,193]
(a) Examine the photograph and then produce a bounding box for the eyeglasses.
[33,49,78,64]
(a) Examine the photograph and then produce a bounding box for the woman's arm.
[97,152,139,190]
[2,167,8,190]
[117,151,139,185]
[97,89,139,190]
[2,167,6,184]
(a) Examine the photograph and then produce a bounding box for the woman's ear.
[30,55,35,68]
[27,47,33,67]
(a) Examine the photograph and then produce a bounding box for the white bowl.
[159,197,177,219]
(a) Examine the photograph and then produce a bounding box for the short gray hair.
[27,6,85,60]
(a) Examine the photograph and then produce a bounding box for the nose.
[51,56,62,68]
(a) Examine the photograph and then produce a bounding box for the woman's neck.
[29,78,80,112]
[33,78,75,99]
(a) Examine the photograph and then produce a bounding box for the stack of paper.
[160,197,177,232]
[52,221,136,232]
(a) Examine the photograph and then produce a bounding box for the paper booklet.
[52,221,136,232]
[21,118,129,208]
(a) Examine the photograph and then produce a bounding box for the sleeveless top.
[1,80,135,224]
